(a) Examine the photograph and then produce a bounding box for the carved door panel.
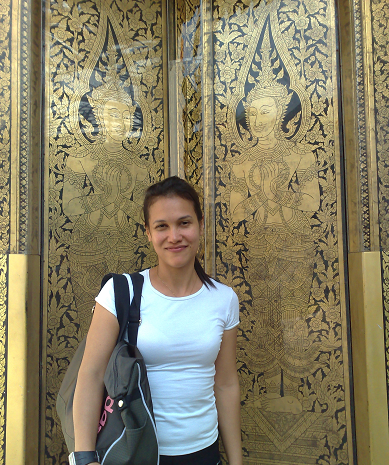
[175,0,355,463]
[42,1,166,462]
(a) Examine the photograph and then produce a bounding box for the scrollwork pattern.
[372,0,389,417]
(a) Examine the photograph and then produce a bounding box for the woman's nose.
[168,227,181,242]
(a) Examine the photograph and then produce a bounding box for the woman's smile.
[167,245,187,251]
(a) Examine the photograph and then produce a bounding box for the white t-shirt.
[95,268,239,456]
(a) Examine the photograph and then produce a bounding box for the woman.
[73,176,243,465]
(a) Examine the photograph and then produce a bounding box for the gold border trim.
[202,0,215,277]
[162,0,170,177]
[5,255,40,465]
[10,0,21,253]
[39,1,51,460]
[361,0,380,250]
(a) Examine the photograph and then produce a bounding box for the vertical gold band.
[348,251,389,464]
[5,254,40,465]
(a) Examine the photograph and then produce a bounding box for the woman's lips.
[166,245,187,252]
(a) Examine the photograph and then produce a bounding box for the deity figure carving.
[231,83,319,228]
[63,72,149,316]
[64,78,147,227]
[228,23,320,414]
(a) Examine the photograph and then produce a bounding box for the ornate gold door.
[42,1,166,461]
[42,0,355,463]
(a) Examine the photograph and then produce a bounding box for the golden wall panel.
[6,255,40,465]
[349,251,389,465]
[383,251,389,399]
[0,255,7,464]
[212,0,354,462]
[42,1,165,462]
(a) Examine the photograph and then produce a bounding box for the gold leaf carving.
[372,0,389,410]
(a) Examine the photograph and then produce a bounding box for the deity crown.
[90,75,135,112]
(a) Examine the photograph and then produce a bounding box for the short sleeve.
[95,278,116,317]
[95,274,134,319]
[225,289,239,330]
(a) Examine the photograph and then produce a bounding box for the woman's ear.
[146,226,152,242]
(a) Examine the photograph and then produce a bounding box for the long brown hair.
[143,176,215,289]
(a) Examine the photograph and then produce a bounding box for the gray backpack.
[56,273,159,465]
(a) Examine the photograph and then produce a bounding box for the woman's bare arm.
[214,327,243,465]
[72,302,119,455]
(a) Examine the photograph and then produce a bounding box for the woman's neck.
[150,264,201,297]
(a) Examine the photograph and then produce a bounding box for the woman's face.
[102,100,133,142]
[247,96,280,139]
[145,195,203,271]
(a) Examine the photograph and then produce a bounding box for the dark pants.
[159,440,220,465]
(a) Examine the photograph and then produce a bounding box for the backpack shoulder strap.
[100,273,130,341]
[127,272,144,345]
[100,272,144,344]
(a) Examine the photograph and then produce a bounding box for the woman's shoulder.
[207,278,238,299]
[122,269,150,279]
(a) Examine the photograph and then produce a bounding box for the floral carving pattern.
[372,0,389,414]
[0,2,10,254]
